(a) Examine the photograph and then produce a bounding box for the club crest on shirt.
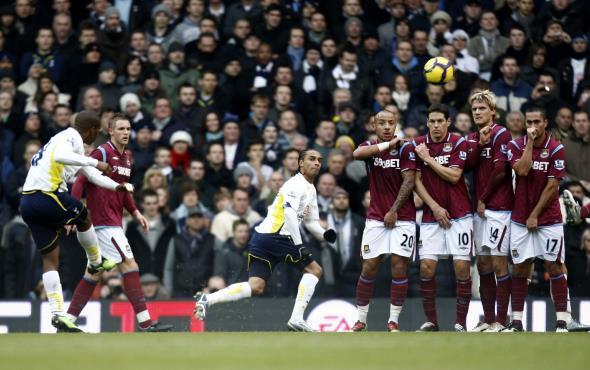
[554,159,565,170]
[389,149,398,156]
[540,149,549,159]
[443,143,453,152]
[363,244,370,253]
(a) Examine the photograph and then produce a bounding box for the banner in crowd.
[1,298,588,333]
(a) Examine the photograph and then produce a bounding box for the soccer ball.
[423,57,454,85]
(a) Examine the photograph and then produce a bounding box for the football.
[423,57,454,85]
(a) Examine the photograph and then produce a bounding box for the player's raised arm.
[79,165,133,192]
[512,129,536,176]
[415,143,463,184]
[353,137,404,161]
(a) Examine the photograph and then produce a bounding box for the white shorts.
[95,227,134,264]
[360,220,416,259]
[419,216,473,261]
[473,210,511,257]
[509,222,565,265]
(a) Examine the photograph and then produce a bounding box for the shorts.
[509,222,565,265]
[96,227,134,263]
[360,219,416,259]
[20,191,87,254]
[247,231,314,280]
[419,216,473,261]
[473,210,510,256]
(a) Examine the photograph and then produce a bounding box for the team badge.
[409,152,416,160]
[125,244,132,254]
[459,151,467,160]
[363,245,370,253]
[389,149,398,156]
[500,144,508,154]
[540,149,549,159]
[511,249,519,258]
[554,159,565,170]
[443,143,453,152]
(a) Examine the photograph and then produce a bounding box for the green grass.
[1,332,589,370]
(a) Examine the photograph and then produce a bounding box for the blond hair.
[142,168,168,191]
[469,89,497,111]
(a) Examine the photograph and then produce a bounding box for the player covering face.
[194,149,337,332]
[413,104,473,332]
[465,91,514,332]
[505,108,572,332]
[350,110,417,332]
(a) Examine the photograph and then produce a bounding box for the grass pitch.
[1,332,588,370]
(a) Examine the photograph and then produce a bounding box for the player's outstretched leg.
[287,262,322,332]
[76,224,116,273]
[66,275,99,323]
[562,190,583,224]
[193,281,253,320]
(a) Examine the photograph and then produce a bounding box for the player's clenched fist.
[526,127,537,140]
[478,126,492,145]
[414,143,431,161]
[115,182,134,193]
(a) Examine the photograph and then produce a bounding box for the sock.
[389,277,408,323]
[495,274,511,326]
[290,273,319,321]
[43,271,64,316]
[207,282,252,305]
[581,205,590,219]
[479,271,496,324]
[76,227,102,265]
[420,278,438,324]
[456,278,472,327]
[511,277,528,323]
[550,274,569,321]
[123,271,152,329]
[356,275,375,307]
[66,277,97,321]
[357,304,369,323]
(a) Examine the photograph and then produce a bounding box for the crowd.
[0,0,589,302]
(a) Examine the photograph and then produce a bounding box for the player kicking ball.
[465,91,513,332]
[413,104,473,332]
[65,114,172,332]
[504,107,571,332]
[350,110,416,332]
[193,149,337,332]
[20,111,133,332]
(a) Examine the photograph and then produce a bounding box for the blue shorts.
[20,191,87,254]
[248,231,314,280]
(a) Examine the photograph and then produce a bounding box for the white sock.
[513,311,523,321]
[77,227,102,265]
[207,282,252,305]
[357,304,369,323]
[137,310,151,324]
[557,311,572,323]
[389,304,403,324]
[43,271,64,316]
[290,273,319,321]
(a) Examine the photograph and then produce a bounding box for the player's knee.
[310,264,323,278]
[391,259,408,278]
[419,262,435,278]
[119,258,138,272]
[492,258,509,276]
[250,280,266,295]
[362,259,380,277]
[476,257,493,274]
[544,261,562,277]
